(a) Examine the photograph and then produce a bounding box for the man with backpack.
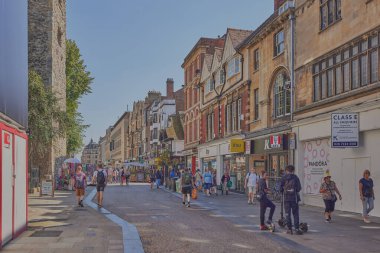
[92,162,107,207]
[181,168,193,207]
[280,165,302,235]
[74,164,86,207]
[245,167,259,205]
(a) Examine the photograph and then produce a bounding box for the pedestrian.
[125,169,131,186]
[211,169,218,196]
[149,169,156,190]
[181,168,193,207]
[359,169,375,223]
[319,170,342,222]
[74,164,86,207]
[194,169,203,191]
[92,162,107,207]
[280,165,303,235]
[257,170,276,230]
[245,167,259,205]
[120,168,125,185]
[221,171,231,195]
[155,169,162,189]
[203,168,213,196]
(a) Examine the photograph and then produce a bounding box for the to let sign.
[331,113,359,148]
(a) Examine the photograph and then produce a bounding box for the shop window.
[273,71,290,117]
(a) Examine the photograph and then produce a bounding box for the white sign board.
[331,113,359,148]
[41,180,53,196]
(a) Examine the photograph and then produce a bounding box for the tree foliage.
[66,39,93,155]
[28,70,66,170]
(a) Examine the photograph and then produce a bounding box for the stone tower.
[28,0,67,176]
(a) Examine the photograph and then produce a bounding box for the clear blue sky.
[66,0,274,146]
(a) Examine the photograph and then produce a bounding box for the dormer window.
[227,57,240,78]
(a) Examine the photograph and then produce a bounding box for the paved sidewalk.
[2,188,124,253]
[163,187,380,253]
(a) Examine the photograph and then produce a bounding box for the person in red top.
[74,164,87,207]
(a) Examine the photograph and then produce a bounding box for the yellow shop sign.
[230,139,245,153]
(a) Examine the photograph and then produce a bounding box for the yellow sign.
[230,139,245,153]
[154,158,161,165]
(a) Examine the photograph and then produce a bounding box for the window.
[219,69,225,85]
[207,113,215,140]
[312,33,379,102]
[274,72,291,117]
[232,101,237,132]
[205,78,214,93]
[254,49,260,71]
[274,30,284,56]
[226,104,231,134]
[254,89,259,120]
[237,98,242,130]
[320,0,341,31]
[211,113,215,139]
[227,57,240,77]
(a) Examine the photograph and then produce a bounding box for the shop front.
[184,147,199,174]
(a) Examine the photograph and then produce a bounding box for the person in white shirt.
[245,167,259,205]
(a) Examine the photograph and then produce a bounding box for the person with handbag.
[319,170,342,223]
[221,171,231,195]
[257,170,276,230]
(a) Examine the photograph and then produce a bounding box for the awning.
[124,161,148,167]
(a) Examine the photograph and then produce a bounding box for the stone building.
[110,112,130,167]
[81,139,99,165]
[28,0,67,175]
[182,37,225,173]
[292,0,380,216]
[126,101,144,162]
[237,0,295,187]
[198,28,251,191]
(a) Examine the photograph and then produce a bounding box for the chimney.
[274,0,286,11]
[166,78,174,99]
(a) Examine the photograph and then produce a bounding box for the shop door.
[341,158,370,214]
[14,135,27,235]
[1,130,14,246]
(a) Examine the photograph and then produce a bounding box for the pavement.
[3,184,380,253]
[1,187,126,253]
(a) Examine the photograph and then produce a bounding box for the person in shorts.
[203,168,213,196]
[74,164,86,207]
[181,168,193,207]
[245,167,259,205]
[92,162,107,207]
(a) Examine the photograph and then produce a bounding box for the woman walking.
[221,171,230,195]
[359,169,375,223]
[319,170,342,222]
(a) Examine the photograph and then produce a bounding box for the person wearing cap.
[319,170,342,222]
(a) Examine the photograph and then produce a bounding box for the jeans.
[156,179,161,188]
[260,197,276,226]
[362,197,374,216]
[284,201,299,230]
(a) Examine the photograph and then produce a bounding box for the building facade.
[293,0,380,216]
[81,139,99,165]
[110,112,130,167]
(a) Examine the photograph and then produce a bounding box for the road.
[102,184,287,253]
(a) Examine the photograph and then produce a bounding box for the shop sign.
[41,180,53,196]
[154,158,161,165]
[264,134,287,151]
[331,113,359,148]
[3,132,11,148]
[230,139,245,153]
[245,140,253,155]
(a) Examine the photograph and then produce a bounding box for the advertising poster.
[303,139,330,195]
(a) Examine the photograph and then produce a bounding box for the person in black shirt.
[258,170,276,230]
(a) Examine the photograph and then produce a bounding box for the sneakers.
[286,229,293,235]
[260,225,269,231]
[187,203,191,208]
[182,201,186,206]
[266,220,273,225]
[79,200,84,207]
[364,217,371,223]
[295,229,303,235]
[325,218,330,223]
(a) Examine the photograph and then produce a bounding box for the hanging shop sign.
[288,133,296,150]
[331,113,359,148]
[230,139,245,153]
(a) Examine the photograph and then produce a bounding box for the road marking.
[84,188,144,253]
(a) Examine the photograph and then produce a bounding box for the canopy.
[64,157,81,164]
[124,161,148,168]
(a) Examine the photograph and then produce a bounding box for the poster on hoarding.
[303,139,330,195]
[331,113,359,148]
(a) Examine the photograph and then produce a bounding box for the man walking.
[203,168,212,196]
[181,168,193,207]
[155,169,163,189]
[281,165,302,235]
[74,164,86,207]
[245,167,259,204]
[92,162,107,207]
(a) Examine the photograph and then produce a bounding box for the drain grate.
[30,230,63,237]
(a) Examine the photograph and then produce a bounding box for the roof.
[182,37,225,67]
[85,139,99,150]
[237,13,278,49]
[113,111,130,128]
[227,28,253,48]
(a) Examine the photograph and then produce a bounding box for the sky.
[66,0,274,146]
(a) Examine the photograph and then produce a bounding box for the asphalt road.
[102,184,290,253]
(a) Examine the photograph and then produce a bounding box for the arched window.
[273,71,291,117]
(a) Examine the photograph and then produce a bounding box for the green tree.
[28,70,67,177]
[66,39,93,156]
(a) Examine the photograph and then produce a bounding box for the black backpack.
[97,170,106,185]
[284,177,296,197]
